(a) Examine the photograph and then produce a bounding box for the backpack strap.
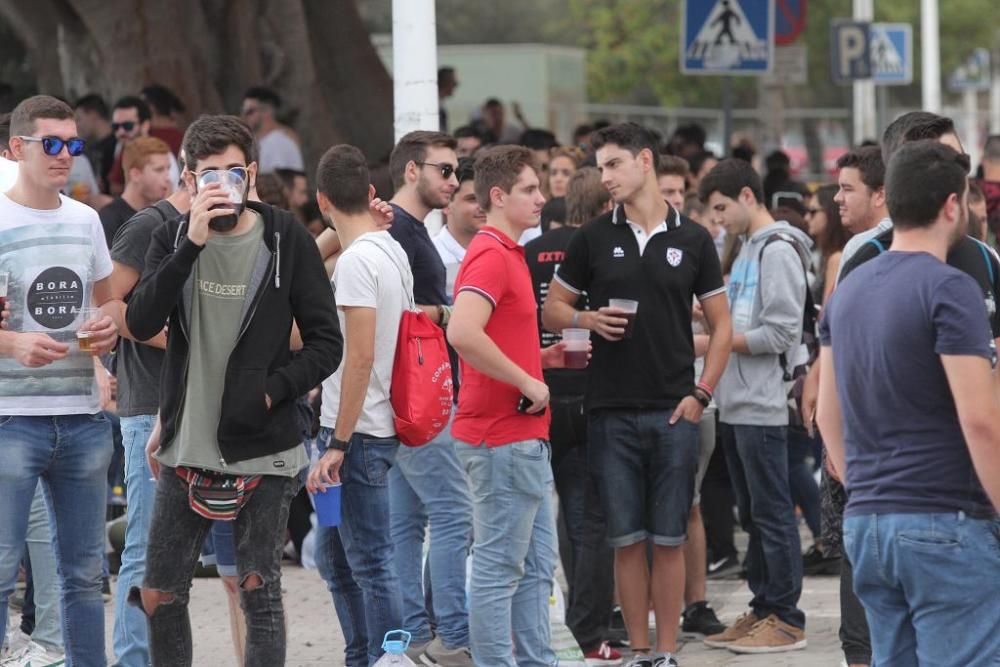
[974,239,995,285]
[866,237,887,254]
[757,232,815,379]
[353,236,416,310]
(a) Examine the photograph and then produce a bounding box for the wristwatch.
[328,437,351,452]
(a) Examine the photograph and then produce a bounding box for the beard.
[416,175,449,211]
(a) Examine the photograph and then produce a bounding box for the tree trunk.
[1,0,395,173]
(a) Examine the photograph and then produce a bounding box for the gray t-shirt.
[111,202,177,417]
[158,214,306,476]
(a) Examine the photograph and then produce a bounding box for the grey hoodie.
[717,221,812,426]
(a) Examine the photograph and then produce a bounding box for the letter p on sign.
[831,20,871,84]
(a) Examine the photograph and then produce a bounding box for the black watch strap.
[328,437,351,452]
[691,389,711,408]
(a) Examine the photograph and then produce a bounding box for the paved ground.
[103,563,846,666]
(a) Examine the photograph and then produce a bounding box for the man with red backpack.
[307,144,412,667]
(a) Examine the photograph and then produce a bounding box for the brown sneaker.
[702,611,761,648]
[726,615,807,654]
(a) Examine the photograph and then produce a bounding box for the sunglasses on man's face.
[416,161,457,180]
[111,121,137,133]
[17,135,86,157]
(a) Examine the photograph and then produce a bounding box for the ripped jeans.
[128,465,301,667]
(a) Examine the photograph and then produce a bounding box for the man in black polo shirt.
[386,130,474,664]
[543,122,733,667]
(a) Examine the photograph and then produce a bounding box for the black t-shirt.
[99,197,137,249]
[388,204,448,306]
[87,134,117,195]
[555,205,725,410]
[525,225,588,397]
[840,230,1000,338]
[111,201,179,417]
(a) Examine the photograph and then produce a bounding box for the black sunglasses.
[111,121,137,133]
[417,161,456,179]
[17,135,86,157]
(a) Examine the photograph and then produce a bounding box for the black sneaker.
[681,601,727,638]
[706,553,741,579]
[653,656,678,667]
[802,544,842,576]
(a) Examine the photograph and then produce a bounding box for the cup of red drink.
[560,328,590,369]
[608,299,638,339]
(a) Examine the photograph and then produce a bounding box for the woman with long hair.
[809,184,853,305]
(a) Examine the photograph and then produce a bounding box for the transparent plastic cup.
[560,328,590,369]
[608,299,639,339]
[77,307,101,352]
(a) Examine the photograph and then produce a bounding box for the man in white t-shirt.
[0,95,119,666]
[433,157,485,302]
[241,87,305,173]
[307,144,411,666]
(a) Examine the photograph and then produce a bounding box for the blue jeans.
[0,414,113,667]
[25,483,63,652]
[315,428,403,667]
[456,439,558,667]
[112,414,158,667]
[844,512,1000,666]
[389,419,472,648]
[721,424,805,629]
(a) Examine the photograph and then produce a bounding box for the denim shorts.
[587,409,699,547]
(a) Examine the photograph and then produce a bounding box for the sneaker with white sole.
[2,628,32,661]
[583,640,622,665]
[419,636,473,666]
[0,640,65,667]
[726,615,807,654]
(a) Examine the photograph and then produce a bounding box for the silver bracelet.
[572,310,581,328]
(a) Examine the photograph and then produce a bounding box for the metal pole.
[921,0,941,113]
[877,85,889,139]
[392,0,439,141]
[853,0,876,144]
[965,89,982,172]
[722,77,733,158]
[991,30,1000,133]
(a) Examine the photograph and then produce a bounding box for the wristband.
[328,437,351,452]
[572,310,581,328]
[690,389,711,408]
[440,305,452,327]
[696,381,714,398]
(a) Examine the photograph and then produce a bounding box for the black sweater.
[127,201,343,464]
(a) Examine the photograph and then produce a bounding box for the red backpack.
[357,238,453,446]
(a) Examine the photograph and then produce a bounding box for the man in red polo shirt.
[447,145,570,666]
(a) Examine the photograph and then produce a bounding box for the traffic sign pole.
[853,0,876,144]
[921,0,941,113]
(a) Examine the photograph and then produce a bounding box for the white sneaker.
[1,628,31,661]
[0,640,65,667]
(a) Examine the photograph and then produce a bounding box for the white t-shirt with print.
[320,231,413,438]
[0,193,113,415]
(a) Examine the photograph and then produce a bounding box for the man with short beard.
[387,130,475,665]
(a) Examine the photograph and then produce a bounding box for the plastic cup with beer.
[608,299,639,339]
[560,328,591,368]
[77,307,101,352]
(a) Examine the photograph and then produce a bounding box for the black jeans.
[839,552,872,665]
[702,421,738,562]
[550,396,614,652]
[129,465,301,667]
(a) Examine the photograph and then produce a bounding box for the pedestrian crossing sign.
[682,0,774,75]
[870,23,912,85]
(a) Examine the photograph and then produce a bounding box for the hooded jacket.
[126,201,343,464]
[717,221,811,426]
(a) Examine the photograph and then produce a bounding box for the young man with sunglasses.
[109,96,179,197]
[240,87,304,174]
[0,94,120,666]
[125,114,342,665]
[386,130,476,665]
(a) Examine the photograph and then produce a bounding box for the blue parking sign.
[682,0,774,75]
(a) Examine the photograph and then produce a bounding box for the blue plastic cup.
[310,483,342,527]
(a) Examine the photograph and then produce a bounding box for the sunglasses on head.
[416,161,456,179]
[111,121,137,133]
[17,135,86,157]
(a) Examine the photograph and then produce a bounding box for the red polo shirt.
[452,226,551,446]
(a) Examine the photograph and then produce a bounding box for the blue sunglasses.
[18,135,86,157]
